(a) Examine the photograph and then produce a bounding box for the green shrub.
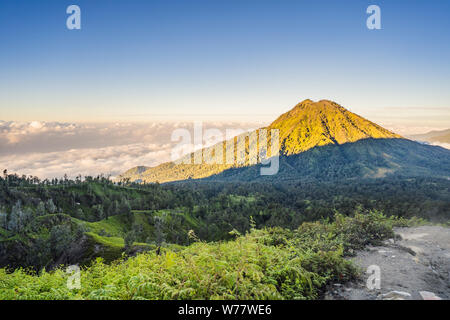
[0,209,405,300]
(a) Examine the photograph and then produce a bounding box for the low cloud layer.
[2,120,447,180]
[430,142,450,150]
[0,121,262,179]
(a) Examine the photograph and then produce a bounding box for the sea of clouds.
[0,120,261,180]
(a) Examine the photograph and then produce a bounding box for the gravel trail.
[326,226,450,300]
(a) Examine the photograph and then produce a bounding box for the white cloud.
[0,143,173,179]
[0,120,261,179]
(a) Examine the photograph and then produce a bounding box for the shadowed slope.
[198,138,450,183]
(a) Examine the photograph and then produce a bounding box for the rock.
[377,291,412,300]
[419,291,442,300]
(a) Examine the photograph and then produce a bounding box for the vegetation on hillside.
[0,171,448,270]
[0,211,410,300]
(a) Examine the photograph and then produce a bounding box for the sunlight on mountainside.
[120,100,403,183]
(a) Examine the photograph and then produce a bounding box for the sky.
[0,0,449,126]
[0,0,449,178]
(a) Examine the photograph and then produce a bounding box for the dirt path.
[326,226,450,300]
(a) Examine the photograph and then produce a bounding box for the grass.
[73,215,127,238]
[85,232,125,248]
[0,227,9,237]
[75,209,196,251]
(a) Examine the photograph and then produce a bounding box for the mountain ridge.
[409,128,450,144]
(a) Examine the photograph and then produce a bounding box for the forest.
[0,170,448,272]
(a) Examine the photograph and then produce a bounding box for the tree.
[75,208,84,219]
[7,201,32,233]
[131,222,144,242]
[46,199,57,214]
[112,200,120,216]
[154,216,166,248]
[120,198,131,216]
[36,201,46,216]
[0,211,7,229]
[103,198,111,220]
[124,231,136,251]
[92,204,104,221]
[49,224,73,258]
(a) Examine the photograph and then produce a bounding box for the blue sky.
[0,0,449,130]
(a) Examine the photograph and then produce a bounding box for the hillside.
[2,165,449,271]
[120,99,406,183]
[0,211,414,300]
[200,138,450,182]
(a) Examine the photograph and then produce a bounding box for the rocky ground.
[325,225,450,300]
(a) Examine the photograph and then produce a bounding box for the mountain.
[409,129,450,144]
[120,99,450,183]
[120,166,150,182]
[267,99,401,155]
